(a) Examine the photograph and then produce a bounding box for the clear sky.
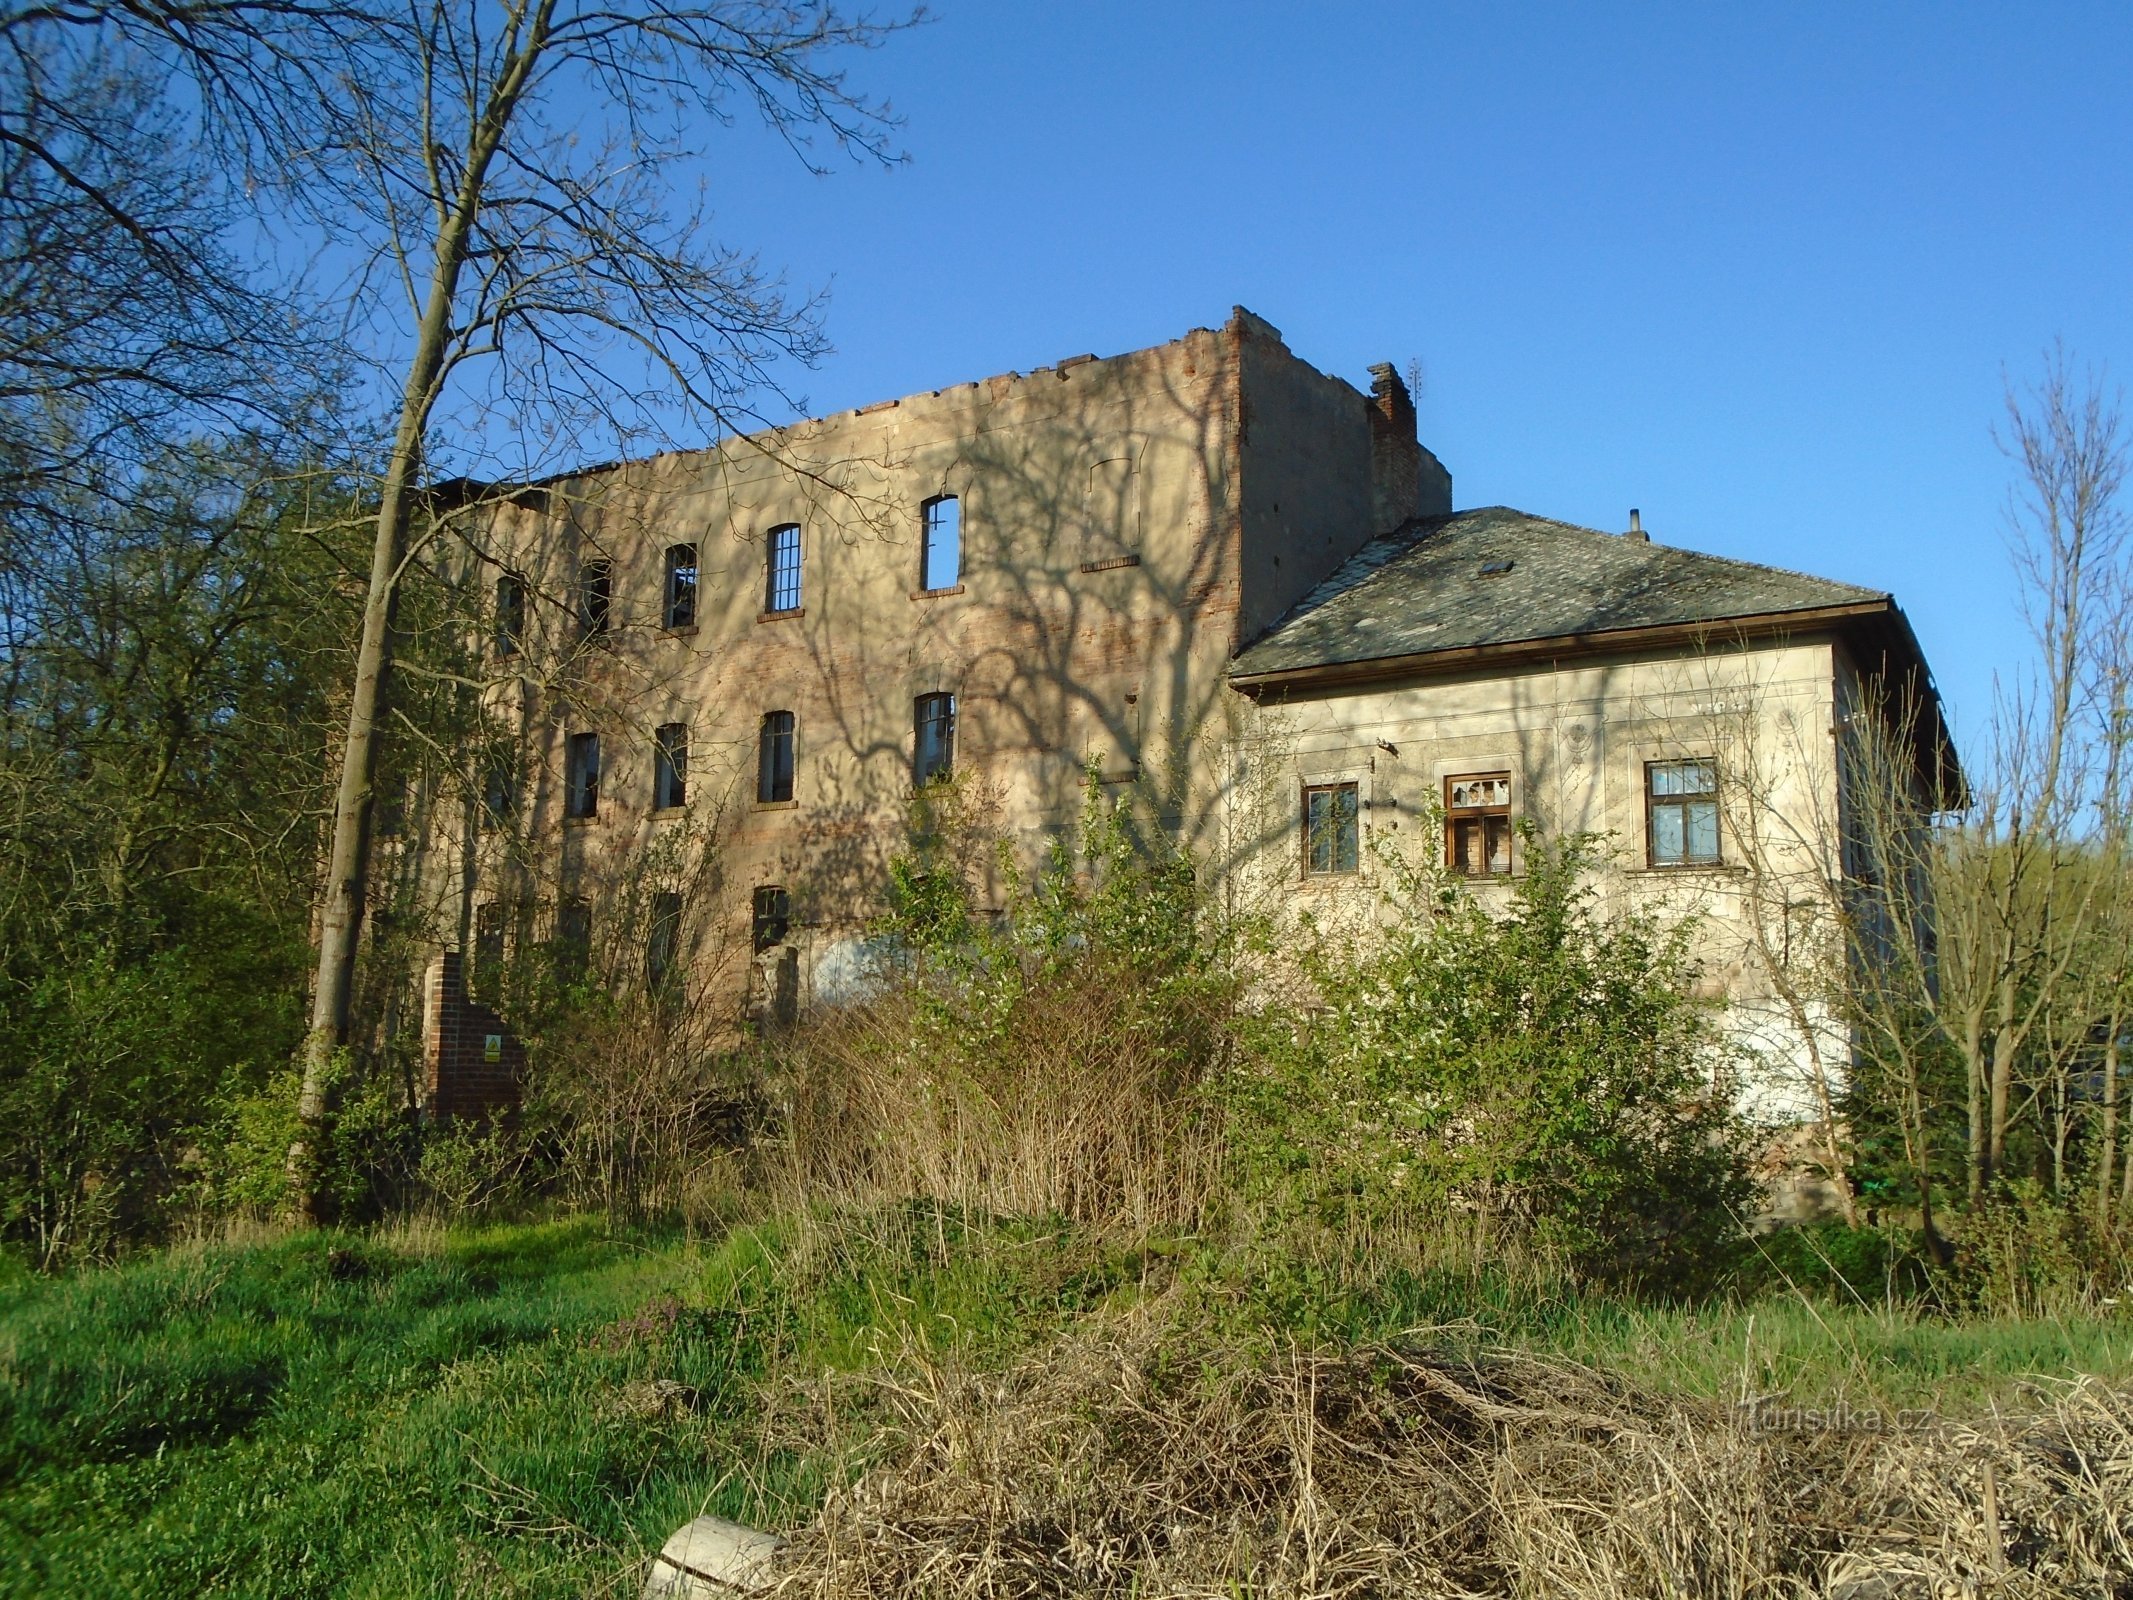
[694,1,2132,746]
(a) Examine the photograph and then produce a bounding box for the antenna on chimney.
[1627,508,1648,542]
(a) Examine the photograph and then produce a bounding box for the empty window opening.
[555,898,592,985]
[758,710,796,803]
[1445,772,1513,876]
[473,901,506,1001]
[1083,453,1141,568]
[481,755,517,830]
[752,885,791,953]
[645,890,683,993]
[765,524,802,613]
[921,495,960,592]
[579,558,611,637]
[913,692,956,786]
[1303,781,1360,876]
[495,574,525,656]
[566,731,600,819]
[663,542,698,629]
[1648,758,1720,867]
[654,723,688,810]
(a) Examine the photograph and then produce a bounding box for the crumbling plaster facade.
[408,305,1937,1143]
[424,308,1449,1021]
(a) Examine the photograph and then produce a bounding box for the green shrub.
[1230,828,1753,1292]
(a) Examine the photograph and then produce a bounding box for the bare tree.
[289,0,910,1218]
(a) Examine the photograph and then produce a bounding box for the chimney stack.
[1367,362,1415,435]
[1626,508,1648,542]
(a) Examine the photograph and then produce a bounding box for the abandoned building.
[412,305,1954,1126]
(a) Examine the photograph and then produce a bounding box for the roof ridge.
[1451,504,1888,600]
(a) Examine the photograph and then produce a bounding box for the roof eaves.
[1229,599,1897,695]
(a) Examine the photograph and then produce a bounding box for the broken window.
[1445,772,1513,876]
[555,897,592,984]
[654,723,688,810]
[495,574,525,657]
[481,754,517,830]
[663,542,697,629]
[921,495,960,592]
[913,692,955,786]
[645,890,683,993]
[752,885,790,952]
[758,710,795,803]
[765,523,802,613]
[579,558,611,637]
[473,901,506,1001]
[566,731,600,819]
[1647,758,1720,867]
[1303,781,1359,875]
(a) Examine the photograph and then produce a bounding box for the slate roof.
[1231,506,1893,682]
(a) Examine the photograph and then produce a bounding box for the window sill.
[1632,862,1744,876]
[1080,555,1141,574]
[651,804,686,818]
[754,799,798,812]
[911,584,965,600]
[758,607,804,623]
[660,624,699,639]
[1298,870,1363,885]
[563,813,598,828]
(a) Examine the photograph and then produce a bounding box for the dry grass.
[769,974,1224,1237]
[759,1314,2133,1598]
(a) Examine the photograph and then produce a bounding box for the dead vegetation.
[769,972,1226,1238]
[759,1317,2133,1598]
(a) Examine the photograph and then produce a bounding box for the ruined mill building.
[411,306,1953,1128]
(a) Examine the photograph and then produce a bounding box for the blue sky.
[693,1,2131,744]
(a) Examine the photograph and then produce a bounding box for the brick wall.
[422,949,526,1121]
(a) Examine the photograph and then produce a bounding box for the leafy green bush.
[1229,829,1752,1292]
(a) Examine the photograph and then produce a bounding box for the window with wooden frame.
[565,731,600,819]
[1646,758,1720,867]
[752,885,790,952]
[913,693,955,786]
[578,558,611,637]
[765,523,802,613]
[920,495,960,592]
[757,710,795,803]
[494,574,525,657]
[645,891,683,994]
[662,542,697,629]
[1444,772,1512,876]
[1302,781,1360,876]
[653,723,688,810]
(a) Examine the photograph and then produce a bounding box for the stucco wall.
[1230,632,1851,1122]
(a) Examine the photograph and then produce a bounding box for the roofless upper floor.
[459,307,1453,663]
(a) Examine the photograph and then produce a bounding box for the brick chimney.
[1366,363,1452,530]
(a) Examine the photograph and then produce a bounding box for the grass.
[1,1209,2129,1598]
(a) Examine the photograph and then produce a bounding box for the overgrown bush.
[773,775,1238,1235]
[1228,828,1753,1292]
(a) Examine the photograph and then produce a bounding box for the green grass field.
[3,1213,2129,1599]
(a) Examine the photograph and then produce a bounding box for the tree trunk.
[288,0,554,1220]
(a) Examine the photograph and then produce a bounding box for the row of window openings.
[473,886,793,1000]
[492,497,964,655]
[545,695,956,823]
[1301,760,1721,877]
